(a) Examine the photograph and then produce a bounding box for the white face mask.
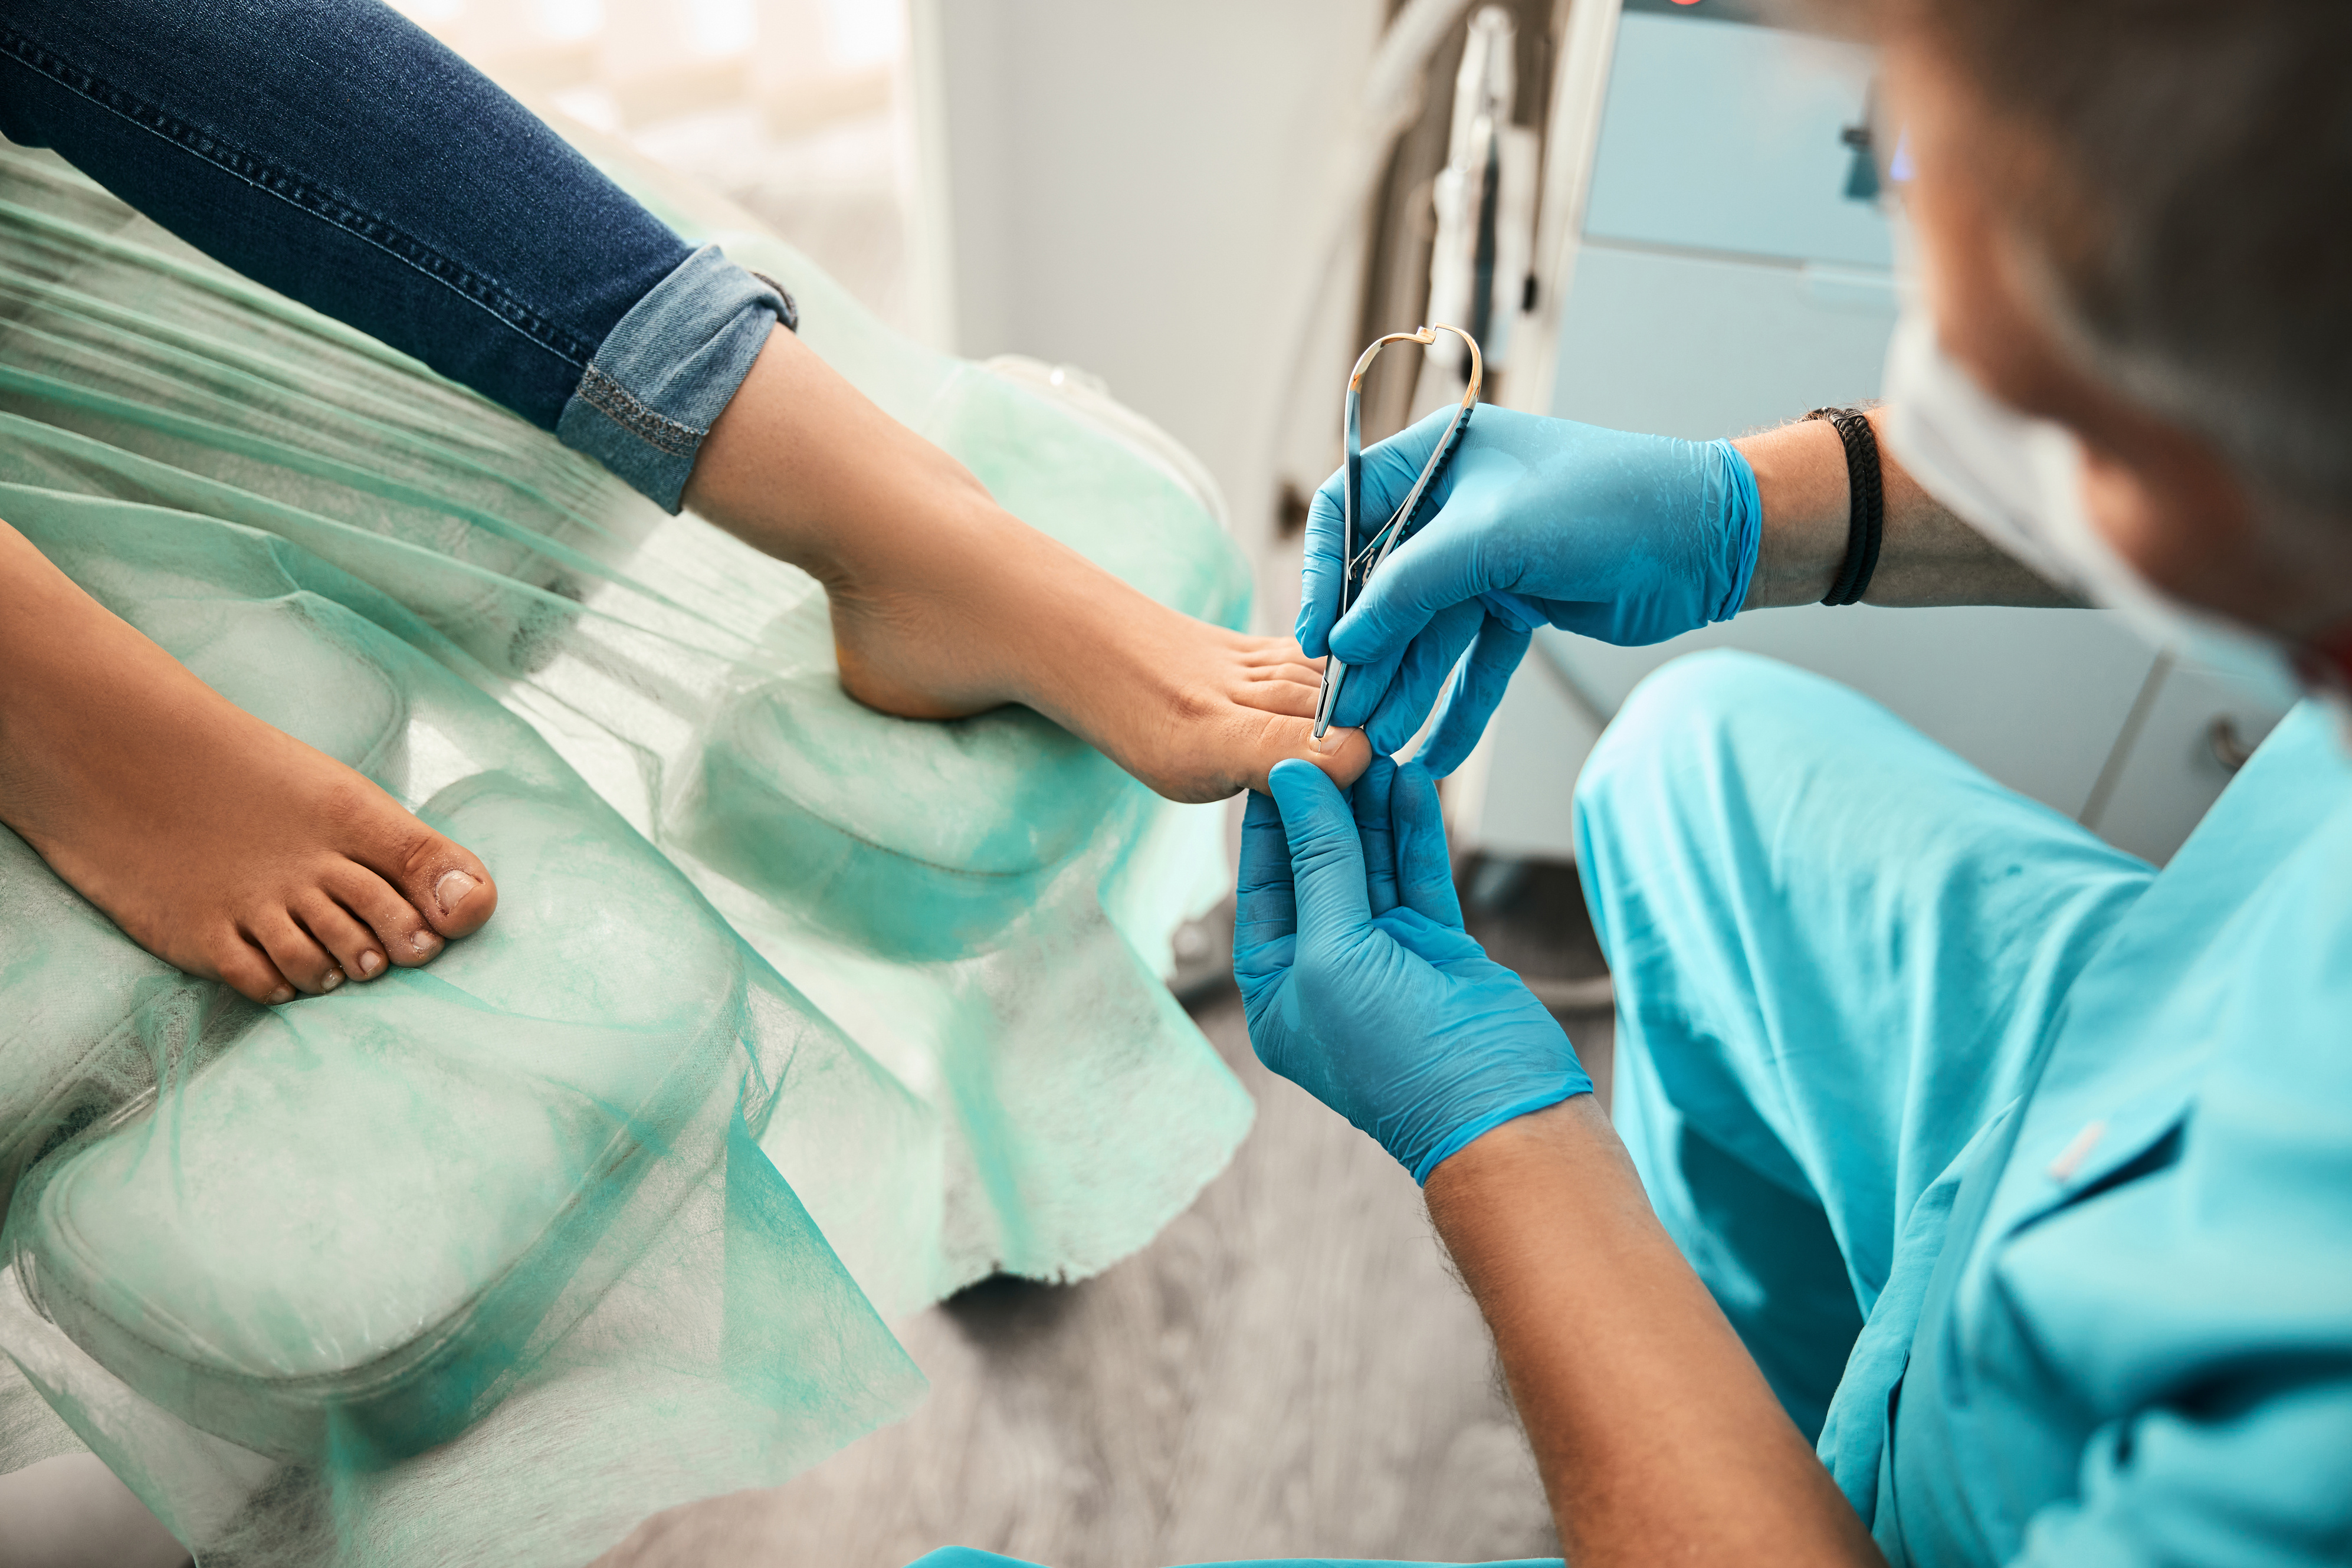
[1879,306,2305,709]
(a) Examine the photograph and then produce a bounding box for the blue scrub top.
[1851,700,2352,1564]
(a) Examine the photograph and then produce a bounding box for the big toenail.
[435,870,477,914]
[1308,726,1350,755]
[359,950,383,977]
[409,930,439,956]
[322,969,345,992]
[267,986,294,1005]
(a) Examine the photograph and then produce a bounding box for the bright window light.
[687,0,757,57]
[822,0,904,71]
[537,0,602,43]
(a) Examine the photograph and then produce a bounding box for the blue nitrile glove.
[1234,755,1591,1183]
[1297,406,1762,774]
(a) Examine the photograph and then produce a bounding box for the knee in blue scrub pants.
[1575,649,2155,1443]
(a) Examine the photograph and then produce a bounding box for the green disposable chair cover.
[0,132,1254,1566]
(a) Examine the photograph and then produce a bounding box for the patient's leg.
[0,523,496,1003]
[685,330,1373,802]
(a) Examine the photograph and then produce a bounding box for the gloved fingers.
[1234,788,1299,985]
[1352,755,1401,916]
[1364,601,1483,757]
[1392,917,1530,986]
[1267,757,1375,938]
[1359,406,1465,504]
[1330,635,1410,733]
[1374,904,1488,963]
[1389,759,1465,930]
[1298,406,1467,658]
[1377,911,1530,998]
[1326,505,1490,674]
[1414,614,1533,778]
[1478,589,1546,633]
[1296,469,1348,658]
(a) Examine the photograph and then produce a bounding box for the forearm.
[1423,1098,1882,1568]
[1735,409,2080,609]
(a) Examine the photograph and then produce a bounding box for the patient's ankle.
[682,328,993,586]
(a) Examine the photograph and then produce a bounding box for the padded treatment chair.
[0,129,1255,1568]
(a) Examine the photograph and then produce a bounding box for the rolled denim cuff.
[555,244,796,512]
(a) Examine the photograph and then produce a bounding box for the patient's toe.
[365,811,497,940]
[326,861,445,967]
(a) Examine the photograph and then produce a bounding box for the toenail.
[434,870,478,915]
[267,986,294,1005]
[1309,726,1352,756]
[409,930,440,956]
[359,950,383,977]
[322,969,345,992]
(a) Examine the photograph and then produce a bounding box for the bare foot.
[822,504,1372,802]
[686,332,1373,801]
[0,523,496,1005]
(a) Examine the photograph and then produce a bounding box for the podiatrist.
[1238,1,2352,1565]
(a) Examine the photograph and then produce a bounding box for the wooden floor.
[601,865,1610,1568]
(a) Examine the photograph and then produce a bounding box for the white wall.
[920,0,1385,628]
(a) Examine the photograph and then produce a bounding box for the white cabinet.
[1583,9,1891,268]
[1549,244,1901,439]
[2081,660,2285,865]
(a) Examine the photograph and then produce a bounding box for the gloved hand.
[1235,755,1590,1183]
[1297,405,1762,773]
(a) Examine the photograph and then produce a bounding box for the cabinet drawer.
[1550,242,1897,438]
[1584,9,1892,269]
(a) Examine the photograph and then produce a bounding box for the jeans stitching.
[576,365,701,457]
[0,28,597,370]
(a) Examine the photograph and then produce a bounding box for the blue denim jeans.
[0,0,791,510]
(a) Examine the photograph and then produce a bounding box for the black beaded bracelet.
[1806,406,1884,606]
